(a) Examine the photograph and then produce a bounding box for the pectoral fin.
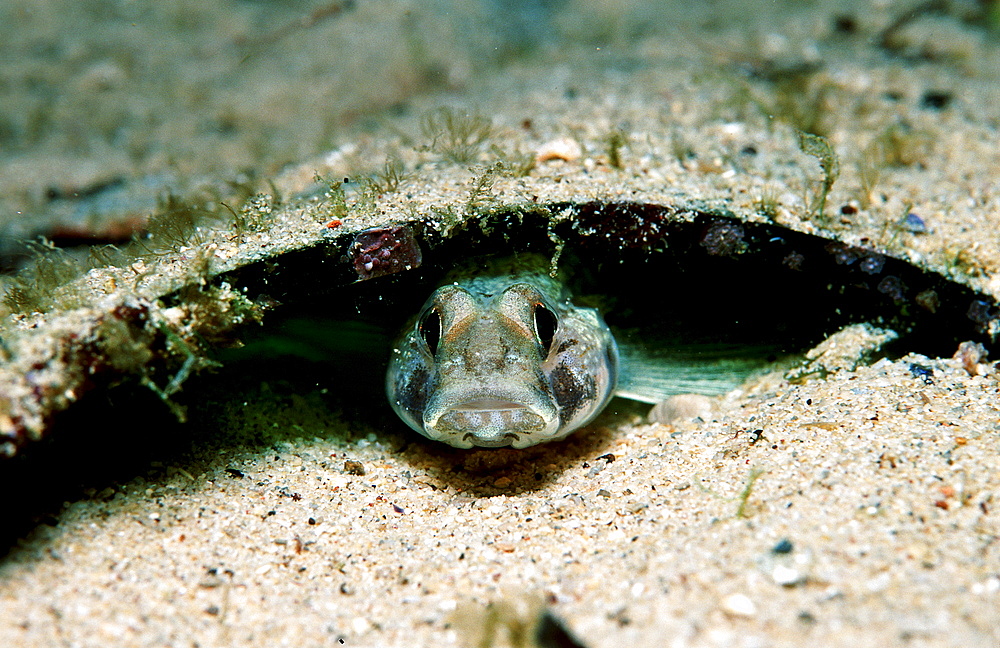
[614,339,785,404]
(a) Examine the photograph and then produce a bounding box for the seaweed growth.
[736,467,766,518]
[420,107,494,164]
[367,159,409,194]
[1,239,83,314]
[797,131,840,221]
[852,122,934,215]
[224,192,275,237]
[1,181,269,317]
[133,194,221,258]
[753,185,781,221]
[770,76,836,137]
[868,122,934,169]
[312,173,350,222]
[87,244,131,270]
[466,161,513,214]
[725,58,833,136]
[604,129,627,170]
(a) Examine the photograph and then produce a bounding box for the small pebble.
[859,254,885,275]
[954,341,988,377]
[772,538,794,554]
[536,137,582,163]
[783,251,805,271]
[877,276,906,302]
[720,593,756,617]
[899,212,929,233]
[971,577,1000,595]
[493,476,512,488]
[920,91,951,110]
[908,363,934,384]
[344,460,366,476]
[700,220,746,256]
[648,394,714,425]
[967,300,995,326]
[915,289,939,313]
[772,565,805,586]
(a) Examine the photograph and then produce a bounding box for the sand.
[2,1,999,646]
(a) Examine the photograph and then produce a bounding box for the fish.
[386,258,618,449]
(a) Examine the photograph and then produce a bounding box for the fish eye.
[419,309,441,355]
[533,304,558,351]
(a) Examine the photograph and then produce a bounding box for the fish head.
[386,279,617,449]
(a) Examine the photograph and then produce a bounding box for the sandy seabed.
[2,1,1000,646]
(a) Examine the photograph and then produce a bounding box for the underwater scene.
[1,1,999,646]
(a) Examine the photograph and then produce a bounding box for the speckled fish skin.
[386,270,618,449]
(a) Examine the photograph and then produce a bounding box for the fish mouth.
[427,397,554,448]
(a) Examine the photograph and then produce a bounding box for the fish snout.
[424,393,560,449]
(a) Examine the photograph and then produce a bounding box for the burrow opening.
[3,202,994,552]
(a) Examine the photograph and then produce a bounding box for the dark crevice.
[2,201,996,555]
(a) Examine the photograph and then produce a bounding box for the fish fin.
[614,340,784,404]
